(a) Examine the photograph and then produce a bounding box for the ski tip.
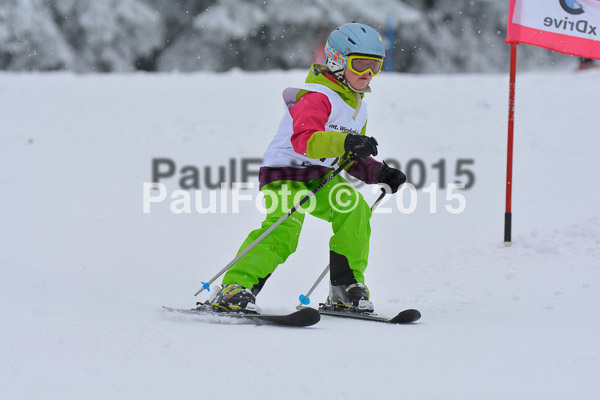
[391,309,421,324]
[256,307,320,327]
[292,307,321,327]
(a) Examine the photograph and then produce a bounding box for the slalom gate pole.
[194,156,356,296]
[505,43,517,247]
[297,188,387,307]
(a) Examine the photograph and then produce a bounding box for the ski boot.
[205,284,260,314]
[325,282,375,313]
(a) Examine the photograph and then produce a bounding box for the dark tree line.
[0,0,574,73]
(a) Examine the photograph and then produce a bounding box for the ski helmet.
[324,22,385,82]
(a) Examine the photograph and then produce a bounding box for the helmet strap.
[346,79,370,94]
[332,68,347,85]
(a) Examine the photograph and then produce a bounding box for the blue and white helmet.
[324,22,385,81]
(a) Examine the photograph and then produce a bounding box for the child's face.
[344,69,373,91]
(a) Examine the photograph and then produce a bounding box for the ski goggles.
[347,54,383,76]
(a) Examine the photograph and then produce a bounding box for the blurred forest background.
[0,0,577,73]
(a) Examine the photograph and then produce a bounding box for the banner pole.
[505,43,517,247]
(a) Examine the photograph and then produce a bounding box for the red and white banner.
[506,0,600,59]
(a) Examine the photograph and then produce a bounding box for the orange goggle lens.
[349,56,383,76]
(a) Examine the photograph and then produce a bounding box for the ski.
[162,305,321,327]
[303,305,421,324]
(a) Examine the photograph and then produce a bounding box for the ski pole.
[194,156,356,296]
[298,188,387,306]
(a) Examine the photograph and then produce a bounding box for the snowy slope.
[1,69,599,400]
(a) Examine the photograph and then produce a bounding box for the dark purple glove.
[344,134,378,160]
[378,162,406,193]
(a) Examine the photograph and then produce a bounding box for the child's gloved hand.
[378,162,406,193]
[344,134,378,160]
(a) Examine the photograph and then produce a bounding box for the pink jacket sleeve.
[289,92,331,156]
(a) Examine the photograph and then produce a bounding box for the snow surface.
[1,69,599,399]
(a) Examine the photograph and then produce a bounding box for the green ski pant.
[222,174,372,292]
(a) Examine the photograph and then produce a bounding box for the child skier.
[207,22,406,314]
